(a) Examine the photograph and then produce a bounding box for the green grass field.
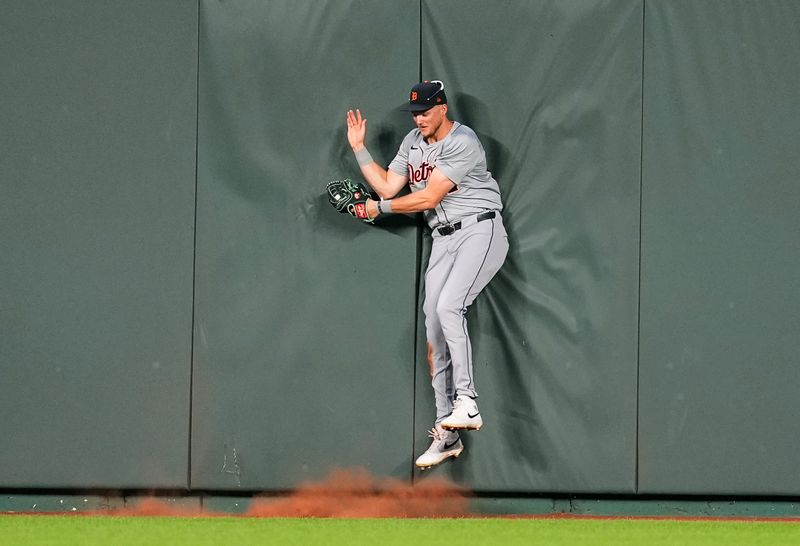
[2,515,800,545]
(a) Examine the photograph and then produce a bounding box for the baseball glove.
[326,178,375,223]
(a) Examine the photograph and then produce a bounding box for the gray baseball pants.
[423,211,509,424]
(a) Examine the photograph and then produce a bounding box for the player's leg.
[438,217,509,430]
[417,237,464,469]
[422,237,457,424]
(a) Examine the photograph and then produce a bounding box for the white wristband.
[354,147,374,167]
[378,199,393,214]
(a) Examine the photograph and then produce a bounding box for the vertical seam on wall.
[635,0,647,496]
[418,0,423,80]
[187,0,202,491]
[411,218,424,484]
[411,0,424,485]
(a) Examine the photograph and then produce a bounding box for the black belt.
[436,211,496,236]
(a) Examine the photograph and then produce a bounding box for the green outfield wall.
[1,0,798,497]
[1,0,198,489]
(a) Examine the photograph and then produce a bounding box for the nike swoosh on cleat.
[468,412,480,418]
[444,439,460,450]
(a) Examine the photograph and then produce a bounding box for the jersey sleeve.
[434,133,481,185]
[388,131,413,176]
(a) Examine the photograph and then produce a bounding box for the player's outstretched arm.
[346,109,408,199]
[367,167,454,217]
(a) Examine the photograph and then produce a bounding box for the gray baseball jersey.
[387,120,508,425]
[388,122,503,228]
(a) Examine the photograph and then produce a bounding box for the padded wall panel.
[414,0,643,492]
[639,0,800,494]
[0,1,198,487]
[191,0,420,490]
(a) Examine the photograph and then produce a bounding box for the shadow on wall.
[319,105,419,234]
[453,92,551,474]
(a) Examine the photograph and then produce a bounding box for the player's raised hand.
[346,109,367,151]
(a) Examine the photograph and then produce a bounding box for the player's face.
[412,105,446,138]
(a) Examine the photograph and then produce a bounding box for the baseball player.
[343,80,508,469]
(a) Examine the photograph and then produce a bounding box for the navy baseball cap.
[403,80,447,112]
